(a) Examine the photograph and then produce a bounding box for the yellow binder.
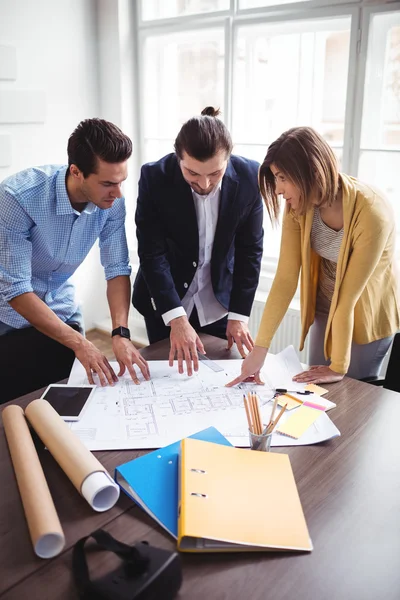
[178,438,312,553]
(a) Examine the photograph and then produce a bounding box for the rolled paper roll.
[2,405,65,558]
[25,399,119,512]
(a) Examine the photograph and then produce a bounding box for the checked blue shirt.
[0,165,131,328]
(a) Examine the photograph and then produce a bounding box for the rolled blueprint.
[2,405,65,558]
[25,399,119,512]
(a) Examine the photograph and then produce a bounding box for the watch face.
[112,326,131,340]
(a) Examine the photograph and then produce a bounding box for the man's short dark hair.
[174,107,233,162]
[67,118,132,178]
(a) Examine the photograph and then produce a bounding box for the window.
[142,28,225,162]
[135,0,400,275]
[358,10,400,232]
[141,0,229,21]
[233,18,350,157]
[233,17,350,257]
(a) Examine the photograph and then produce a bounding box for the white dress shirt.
[162,182,248,327]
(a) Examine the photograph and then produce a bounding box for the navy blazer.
[132,153,263,319]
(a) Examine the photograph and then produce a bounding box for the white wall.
[93,0,147,339]
[0,0,105,330]
[96,0,140,247]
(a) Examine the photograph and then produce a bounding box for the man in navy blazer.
[133,107,263,375]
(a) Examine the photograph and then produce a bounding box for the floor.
[86,329,115,360]
[86,329,145,361]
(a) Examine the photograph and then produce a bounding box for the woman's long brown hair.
[259,127,339,223]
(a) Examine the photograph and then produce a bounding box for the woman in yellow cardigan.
[228,127,399,386]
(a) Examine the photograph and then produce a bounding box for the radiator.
[249,300,309,363]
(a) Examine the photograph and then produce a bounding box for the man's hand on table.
[74,337,150,386]
[169,316,205,376]
[226,320,254,358]
[74,338,119,386]
[112,336,150,384]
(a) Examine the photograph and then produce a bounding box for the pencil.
[243,394,253,433]
[248,392,256,434]
[283,393,303,406]
[269,395,279,427]
[266,403,287,434]
[252,393,263,435]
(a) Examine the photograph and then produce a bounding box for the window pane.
[232,18,351,148]
[358,151,400,227]
[360,11,400,150]
[233,144,265,163]
[141,0,229,21]
[142,29,225,151]
[144,139,175,164]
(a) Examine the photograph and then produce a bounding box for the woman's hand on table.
[225,346,268,387]
[292,365,344,384]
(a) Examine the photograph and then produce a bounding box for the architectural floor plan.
[67,347,339,450]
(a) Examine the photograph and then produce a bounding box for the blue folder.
[115,427,232,539]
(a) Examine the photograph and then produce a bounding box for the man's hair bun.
[201,106,221,117]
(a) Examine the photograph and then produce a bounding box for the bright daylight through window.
[137,0,400,275]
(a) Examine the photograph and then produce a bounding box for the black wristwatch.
[111,326,131,340]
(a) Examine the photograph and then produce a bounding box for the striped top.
[311,208,344,306]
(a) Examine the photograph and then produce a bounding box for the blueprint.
[67,346,340,450]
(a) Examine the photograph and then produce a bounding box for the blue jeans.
[0,307,85,336]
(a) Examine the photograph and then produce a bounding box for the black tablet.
[40,384,96,421]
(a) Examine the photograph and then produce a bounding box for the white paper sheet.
[67,346,340,450]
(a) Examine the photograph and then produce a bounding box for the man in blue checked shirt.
[0,118,149,386]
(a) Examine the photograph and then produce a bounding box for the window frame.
[132,0,400,289]
[350,1,400,174]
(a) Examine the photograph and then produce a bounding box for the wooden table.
[0,334,399,600]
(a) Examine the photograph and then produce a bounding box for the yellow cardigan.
[255,173,400,374]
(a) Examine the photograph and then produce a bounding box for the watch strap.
[111,326,131,340]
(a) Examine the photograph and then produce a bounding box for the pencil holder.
[248,427,273,452]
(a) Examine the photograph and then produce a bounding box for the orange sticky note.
[277,406,322,439]
[305,383,329,396]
